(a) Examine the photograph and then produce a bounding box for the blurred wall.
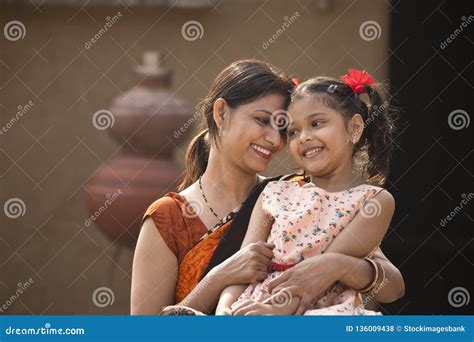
[0,0,390,314]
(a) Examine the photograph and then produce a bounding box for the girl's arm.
[216,193,274,314]
[266,190,396,314]
[325,190,395,256]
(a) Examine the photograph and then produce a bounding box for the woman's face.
[219,93,287,173]
[287,96,353,177]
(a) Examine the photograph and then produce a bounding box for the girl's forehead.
[289,96,334,116]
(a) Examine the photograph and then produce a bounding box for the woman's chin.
[245,159,269,174]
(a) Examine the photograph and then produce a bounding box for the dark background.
[382,0,473,314]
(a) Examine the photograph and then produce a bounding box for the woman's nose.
[264,127,281,148]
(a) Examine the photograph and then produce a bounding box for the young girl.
[216,69,397,315]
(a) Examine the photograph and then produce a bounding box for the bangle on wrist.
[359,257,379,294]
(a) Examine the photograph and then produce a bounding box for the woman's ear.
[212,98,227,136]
[349,114,364,144]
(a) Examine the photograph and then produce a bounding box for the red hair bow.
[291,77,301,86]
[340,69,376,94]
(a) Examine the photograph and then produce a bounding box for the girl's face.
[219,93,287,173]
[287,96,354,178]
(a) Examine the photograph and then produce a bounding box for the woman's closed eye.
[255,117,270,126]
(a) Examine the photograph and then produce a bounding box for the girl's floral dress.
[231,180,385,315]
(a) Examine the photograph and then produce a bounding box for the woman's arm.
[131,218,230,315]
[131,218,178,315]
[132,218,274,315]
[216,193,274,314]
[325,250,404,303]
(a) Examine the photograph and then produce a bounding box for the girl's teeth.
[304,148,322,156]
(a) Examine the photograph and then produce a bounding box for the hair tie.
[340,69,376,94]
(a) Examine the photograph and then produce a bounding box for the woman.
[130,60,405,315]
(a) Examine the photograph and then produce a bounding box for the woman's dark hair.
[291,76,397,186]
[178,59,293,191]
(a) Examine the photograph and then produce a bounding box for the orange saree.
[141,175,301,305]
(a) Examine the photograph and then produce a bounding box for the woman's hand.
[214,241,274,286]
[267,252,342,315]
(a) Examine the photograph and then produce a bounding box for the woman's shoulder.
[144,192,186,218]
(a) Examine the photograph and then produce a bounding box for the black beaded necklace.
[198,175,260,234]
[198,176,222,221]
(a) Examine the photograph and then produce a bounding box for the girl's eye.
[312,120,323,127]
[287,129,299,137]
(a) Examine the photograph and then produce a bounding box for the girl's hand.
[215,306,233,315]
[215,241,274,286]
[267,252,342,315]
[231,300,276,316]
[232,297,300,316]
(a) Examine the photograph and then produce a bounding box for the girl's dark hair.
[178,59,293,191]
[291,76,397,186]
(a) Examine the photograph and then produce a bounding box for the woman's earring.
[218,126,222,137]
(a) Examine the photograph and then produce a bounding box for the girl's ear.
[212,98,227,136]
[349,113,364,144]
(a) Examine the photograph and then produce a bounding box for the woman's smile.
[251,143,274,160]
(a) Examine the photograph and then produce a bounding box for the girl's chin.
[301,162,326,176]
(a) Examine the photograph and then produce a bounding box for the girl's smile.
[287,96,353,178]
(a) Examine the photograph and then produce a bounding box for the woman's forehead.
[244,93,285,111]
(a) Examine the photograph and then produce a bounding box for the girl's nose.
[299,129,313,144]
